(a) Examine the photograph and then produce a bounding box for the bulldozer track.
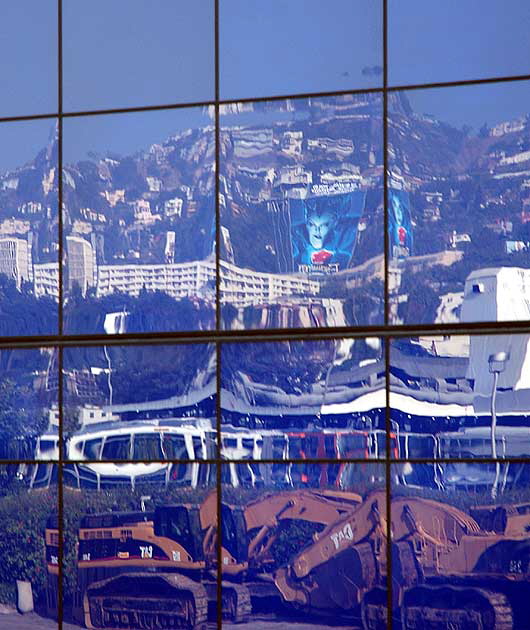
[221,582,252,623]
[401,584,513,630]
[85,572,209,629]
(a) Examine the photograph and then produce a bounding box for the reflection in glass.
[0,120,59,335]
[0,465,58,624]
[63,108,215,334]
[221,338,386,459]
[220,0,383,99]
[63,0,214,111]
[220,95,384,329]
[63,463,217,627]
[391,334,530,459]
[0,2,57,117]
[221,462,387,628]
[388,81,530,325]
[0,347,58,459]
[63,343,216,461]
[392,462,530,630]
[389,0,530,86]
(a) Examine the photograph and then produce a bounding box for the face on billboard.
[392,195,404,225]
[388,189,413,258]
[284,189,366,273]
[307,210,338,249]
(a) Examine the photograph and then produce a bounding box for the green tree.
[0,379,47,457]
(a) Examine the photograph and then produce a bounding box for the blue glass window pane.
[392,462,530,628]
[63,463,217,626]
[63,0,214,111]
[389,81,530,325]
[389,0,530,86]
[62,108,215,334]
[0,348,58,460]
[63,343,216,461]
[0,119,59,335]
[221,0,383,100]
[222,462,387,626]
[220,95,384,330]
[391,334,530,460]
[0,465,58,624]
[0,1,57,117]
[221,338,386,459]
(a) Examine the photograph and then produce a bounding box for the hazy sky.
[220,0,383,99]
[0,1,57,118]
[389,0,530,86]
[63,107,211,165]
[63,0,214,111]
[0,119,56,175]
[406,80,530,132]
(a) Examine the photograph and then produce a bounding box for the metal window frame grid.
[0,1,528,628]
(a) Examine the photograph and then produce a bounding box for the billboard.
[388,188,413,258]
[288,187,366,274]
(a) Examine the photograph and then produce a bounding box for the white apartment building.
[66,235,96,296]
[96,260,216,299]
[95,258,319,307]
[34,254,320,308]
[0,236,32,288]
[33,262,59,299]
[220,260,320,307]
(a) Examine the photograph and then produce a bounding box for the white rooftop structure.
[461,267,530,396]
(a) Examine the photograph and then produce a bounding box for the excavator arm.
[221,488,363,575]
[273,490,387,612]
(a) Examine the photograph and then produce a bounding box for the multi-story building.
[33,262,59,299]
[220,260,320,307]
[66,235,96,296]
[96,260,216,299]
[96,258,319,308]
[0,236,32,289]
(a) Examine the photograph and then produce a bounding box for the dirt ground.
[0,610,358,630]
[0,611,79,630]
[223,617,358,629]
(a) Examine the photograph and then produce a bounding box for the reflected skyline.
[2,89,530,333]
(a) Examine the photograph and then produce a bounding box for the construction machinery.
[45,487,371,629]
[224,489,530,630]
[75,487,368,628]
[44,482,530,630]
[68,492,220,629]
[220,487,388,627]
[392,495,530,630]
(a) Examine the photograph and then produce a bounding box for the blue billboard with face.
[388,188,413,258]
[289,188,366,274]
